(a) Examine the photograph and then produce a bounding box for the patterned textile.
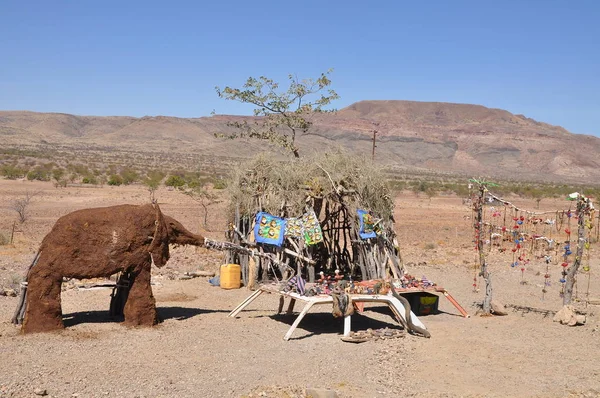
[357,209,377,239]
[284,209,324,246]
[285,275,306,295]
[284,217,303,239]
[254,212,286,247]
[302,209,323,246]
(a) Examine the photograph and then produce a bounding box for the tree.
[143,170,165,202]
[52,168,67,188]
[11,190,40,224]
[181,181,221,231]
[215,69,339,158]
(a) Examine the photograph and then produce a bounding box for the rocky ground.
[1,180,599,397]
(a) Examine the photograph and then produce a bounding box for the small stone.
[491,300,508,316]
[34,388,47,396]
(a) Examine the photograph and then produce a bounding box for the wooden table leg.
[228,289,263,317]
[286,298,296,314]
[277,296,285,314]
[283,301,314,341]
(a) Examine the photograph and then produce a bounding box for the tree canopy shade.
[215,69,339,158]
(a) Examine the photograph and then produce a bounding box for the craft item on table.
[357,209,377,239]
[317,271,332,294]
[421,276,433,287]
[254,212,286,247]
[302,209,323,246]
[331,286,353,318]
[334,269,344,281]
[284,275,306,295]
[284,217,303,239]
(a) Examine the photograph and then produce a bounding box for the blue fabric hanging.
[254,212,286,246]
[357,209,377,239]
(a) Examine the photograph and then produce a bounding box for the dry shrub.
[227,151,393,219]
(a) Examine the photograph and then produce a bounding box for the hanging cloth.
[357,209,377,239]
[254,212,286,247]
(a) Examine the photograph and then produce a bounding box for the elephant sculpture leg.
[22,264,64,333]
[123,265,158,327]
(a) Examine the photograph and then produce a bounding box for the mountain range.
[1,100,599,183]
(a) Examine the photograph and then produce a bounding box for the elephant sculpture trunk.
[19,203,205,333]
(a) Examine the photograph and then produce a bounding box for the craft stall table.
[228,284,437,341]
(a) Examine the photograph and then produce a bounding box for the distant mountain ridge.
[1,100,599,183]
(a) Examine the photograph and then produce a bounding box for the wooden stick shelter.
[223,154,404,286]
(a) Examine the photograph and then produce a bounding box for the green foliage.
[164,175,186,188]
[213,179,227,190]
[81,176,98,184]
[215,69,340,158]
[119,168,139,185]
[67,163,90,177]
[107,174,123,186]
[143,170,165,201]
[0,164,27,179]
[26,166,51,181]
[52,168,65,182]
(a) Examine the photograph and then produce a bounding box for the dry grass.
[226,151,394,219]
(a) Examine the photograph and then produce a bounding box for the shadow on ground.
[268,310,403,340]
[63,306,226,327]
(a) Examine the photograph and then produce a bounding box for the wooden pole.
[10,222,15,244]
[563,196,589,305]
[474,184,493,314]
[372,130,378,161]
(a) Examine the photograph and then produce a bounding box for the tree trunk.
[475,186,493,314]
[563,198,586,305]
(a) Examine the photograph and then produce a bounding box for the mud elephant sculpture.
[20,203,205,333]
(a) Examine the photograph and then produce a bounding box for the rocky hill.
[1,100,599,183]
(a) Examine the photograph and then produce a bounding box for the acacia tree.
[142,170,165,202]
[11,190,40,224]
[182,183,221,231]
[215,69,339,158]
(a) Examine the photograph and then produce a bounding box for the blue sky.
[1,1,598,136]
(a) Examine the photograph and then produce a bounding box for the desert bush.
[213,179,227,190]
[165,175,186,188]
[0,232,9,246]
[0,164,27,179]
[82,176,98,184]
[26,166,51,181]
[107,174,123,186]
[119,168,139,185]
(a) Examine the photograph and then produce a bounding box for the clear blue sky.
[1,1,598,136]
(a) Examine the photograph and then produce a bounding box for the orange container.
[220,264,241,289]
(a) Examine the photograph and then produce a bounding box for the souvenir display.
[357,209,376,239]
[254,212,286,247]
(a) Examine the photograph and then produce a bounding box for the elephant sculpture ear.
[148,203,170,267]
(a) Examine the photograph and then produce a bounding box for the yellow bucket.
[220,264,241,289]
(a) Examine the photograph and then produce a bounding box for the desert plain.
[1,179,599,398]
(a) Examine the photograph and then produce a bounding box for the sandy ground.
[1,180,599,398]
